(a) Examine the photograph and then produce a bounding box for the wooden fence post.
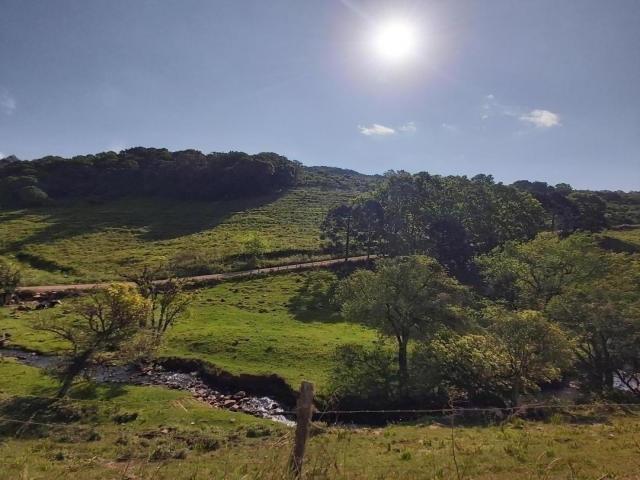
[289,381,314,479]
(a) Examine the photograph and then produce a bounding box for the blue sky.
[0,0,638,190]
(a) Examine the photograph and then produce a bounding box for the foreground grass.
[1,272,378,391]
[0,187,357,285]
[2,360,640,480]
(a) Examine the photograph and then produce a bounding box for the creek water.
[0,348,294,425]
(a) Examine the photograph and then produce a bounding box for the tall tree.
[320,204,354,260]
[338,256,467,393]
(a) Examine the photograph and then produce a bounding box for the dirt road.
[17,255,376,295]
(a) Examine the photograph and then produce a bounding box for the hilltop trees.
[0,148,300,207]
[338,256,467,393]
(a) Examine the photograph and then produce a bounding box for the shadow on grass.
[287,270,343,323]
[0,191,286,256]
[0,396,90,439]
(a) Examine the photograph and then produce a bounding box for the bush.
[328,342,400,409]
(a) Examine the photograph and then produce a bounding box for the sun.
[372,19,418,63]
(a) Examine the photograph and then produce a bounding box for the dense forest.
[0,148,299,206]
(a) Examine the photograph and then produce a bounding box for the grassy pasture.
[0,186,357,285]
[1,272,378,391]
[1,360,640,479]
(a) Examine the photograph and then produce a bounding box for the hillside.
[0,164,376,285]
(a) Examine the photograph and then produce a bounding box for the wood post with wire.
[289,381,315,479]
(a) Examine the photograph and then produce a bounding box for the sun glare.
[372,19,418,63]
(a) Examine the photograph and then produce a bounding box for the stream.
[0,348,295,426]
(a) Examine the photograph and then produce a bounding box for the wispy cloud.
[0,152,4,159]
[482,94,561,129]
[441,123,459,132]
[358,123,396,136]
[0,88,16,115]
[359,121,417,137]
[397,121,417,133]
[519,109,561,128]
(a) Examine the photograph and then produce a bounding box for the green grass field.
[2,360,640,480]
[1,272,377,391]
[0,186,358,285]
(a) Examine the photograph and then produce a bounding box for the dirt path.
[17,255,376,294]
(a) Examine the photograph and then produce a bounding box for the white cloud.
[358,123,396,136]
[0,152,4,159]
[441,123,458,132]
[397,121,417,133]
[519,109,561,128]
[0,88,16,115]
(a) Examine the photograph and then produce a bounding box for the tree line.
[320,171,618,281]
[0,148,300,206]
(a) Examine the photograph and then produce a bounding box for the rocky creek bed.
[0,348,295,425]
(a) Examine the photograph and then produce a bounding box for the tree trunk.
[344,218,351,261]
[57,349,94,398]
[397,338,409,396]
[511,380,521,407]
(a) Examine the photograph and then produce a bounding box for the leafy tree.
[569,192,608,232]
[0,258,21,305]
[129,267,192,335]
[338,256,467,393]
[477,232,607,309]
[35,284,150,397]
[486,308,572,405]
[547,255,640,395]
[351,198,384,258]
[411,332,511,405]
[320,204,354,260]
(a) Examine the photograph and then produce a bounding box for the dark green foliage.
[335,171,547,279]
[329,342,401,409]
[0,148,299,206]
[569,192,608,232]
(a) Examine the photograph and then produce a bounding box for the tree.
[477,232,607,309]
[411,332,512,405]
[0,258,21,305]
[351,199,384,258]
[569,192,608,232]
[129,267,192,335]
[486,308,572,405]
[244,233,268,267]
[546,255,640,395]
[320,204,354,260]
[35,284,150,398]
[338,256,467,393]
